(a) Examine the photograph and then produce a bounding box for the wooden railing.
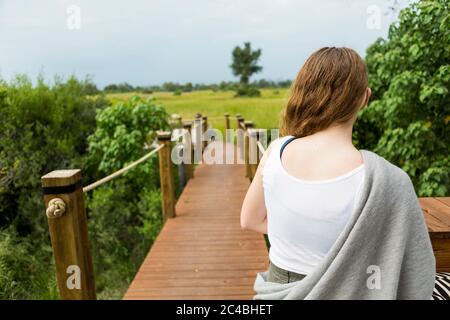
[228,113,267,181]
[230,114,450,273]
[41,112,450,300]
[41,115,211,300]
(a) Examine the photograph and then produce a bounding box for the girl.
[240,47,435,299]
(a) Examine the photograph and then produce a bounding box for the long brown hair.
[281,47,368,137]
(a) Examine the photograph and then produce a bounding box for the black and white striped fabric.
[432,272,450,300]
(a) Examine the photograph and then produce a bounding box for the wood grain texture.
[42,170,96,300]
[420,197,450,238]
[420,197,450,272]
[124,143,268,300]
[158,132,176,221]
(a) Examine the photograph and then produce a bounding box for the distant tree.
[103,84,118,92]
[83,77,100,95]
[103,82,134,93]
[183,82,193,92]
[277,80,293,88]
[252,78,275,89]
[230,42,263,97]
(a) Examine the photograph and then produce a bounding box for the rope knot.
[46,198,66,218]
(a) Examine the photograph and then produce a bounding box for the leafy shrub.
[0,75,107,299]
[173,90,182,96]
[87,183,163,299]
[234,85,261,97]
[0,73,109,300]
[85,96,170,298]
[354,0,449,196]
[0,228,58,299]
[0,75,107,232]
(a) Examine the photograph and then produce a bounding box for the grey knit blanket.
[254,150,436,300]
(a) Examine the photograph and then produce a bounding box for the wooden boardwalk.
[123,140,450,299]
[124,145,268,299]
[419,197,450,272]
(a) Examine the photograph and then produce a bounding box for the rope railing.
[40,127,186,300]
[83,144,164,193]
[40,112,254,300]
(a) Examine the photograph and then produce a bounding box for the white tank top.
[262,135,365,275]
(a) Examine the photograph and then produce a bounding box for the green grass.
[107,89,289,133]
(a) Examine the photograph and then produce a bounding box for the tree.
[354,0,449,196]
[103,82,134,93]
[230,42,263,96]
[0,75,108,299]
[85,96,170,298]
[183,82,193,92]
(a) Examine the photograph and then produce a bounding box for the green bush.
[0,228,58,299]
[87,183,163,299]
[0,78,173,299]
[85,95,170,298]
[234,85,261,97]
[354,0,449,196]
[0,75,107,299]
[0,75,107,231]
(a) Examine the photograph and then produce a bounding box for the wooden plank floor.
[124,144,268,300]
[420,197,450,237]
[420,197,450,272]
[124,138,450,298]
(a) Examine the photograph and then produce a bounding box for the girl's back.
[263,134,365,275]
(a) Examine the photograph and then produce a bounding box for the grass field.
[107,89,289,133]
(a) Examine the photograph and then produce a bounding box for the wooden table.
[420,197,450,272]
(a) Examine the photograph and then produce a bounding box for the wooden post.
[157,131,176,221]
[236,115,245,161]
[41,170,96,300]
[224,113,230,131]
[248,129,259,180]
[177,152,187,189]
[170,114,182,129]
[244,121,254,178]
[253,129,266,179]
[202,116,208,150]
[224,113,231,144]
[171,114,182,128]
[183,121,194,180]
[236,114,243,129]
[193,116,203,163]
[244,121,253,129]
[176,115,182,128]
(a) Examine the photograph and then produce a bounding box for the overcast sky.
[0,0,410,88]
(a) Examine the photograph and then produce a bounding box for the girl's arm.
[240,142,273,234]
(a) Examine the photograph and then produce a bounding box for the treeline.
[102,79,292,94]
